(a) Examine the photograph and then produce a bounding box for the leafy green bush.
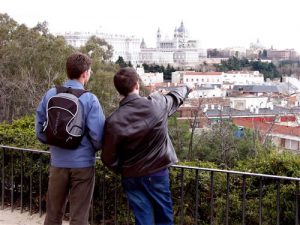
[0,115,45,149]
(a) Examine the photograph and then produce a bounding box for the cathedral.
[139,21,206,66]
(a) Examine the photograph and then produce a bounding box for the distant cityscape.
[61,21,300,153]
[62,21,299,68]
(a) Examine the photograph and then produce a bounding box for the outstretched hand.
[186,83,194,93]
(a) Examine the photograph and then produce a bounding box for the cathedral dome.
[140,38,146,49]
[177,21,186,33]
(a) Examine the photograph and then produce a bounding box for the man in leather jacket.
[101,67,191,225]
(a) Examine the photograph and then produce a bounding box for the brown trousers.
[44,166,95,225]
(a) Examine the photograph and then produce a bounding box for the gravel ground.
[0,208,68,225]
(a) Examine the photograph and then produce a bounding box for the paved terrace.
[0,208,69,225]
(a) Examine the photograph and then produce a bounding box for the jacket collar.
[119,93,141,106]
[64,79,84,90]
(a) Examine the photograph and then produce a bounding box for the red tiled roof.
[184,72,223,76]
[233,118,300,137]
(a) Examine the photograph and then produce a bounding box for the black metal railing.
[171,165,300,225]
[1,145,300,225]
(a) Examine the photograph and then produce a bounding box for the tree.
[214,56,280,80]
[127,61,133,67]
[185,98,205,160]
[115,56,127,68]
[164,64,175,80]
[80,35,113,62]
[0,13,74,122]
[168,115,190,159]
[32,21,49,36]
[262,49,268,59]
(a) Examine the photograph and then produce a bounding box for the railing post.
[90,198,94,225]
[126,200,130,225]
[242,175,246,225]
[20,151,23,213]
[1,148,4,210]
[29,152,33,215]
[296,181,299,225]
[210,171,214,225]
[276,180,280,225]
[10,152,14,212]
[226,173,230,225]
[259,177,263,225]
[180,167,184,225]
[39,157,42,217]
[195,169,199,225]
[102,170,105,225]
[114,178,118,225]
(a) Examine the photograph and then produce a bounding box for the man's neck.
[120,89,139,100]
[128,89,139,95]
[75,77,85,86]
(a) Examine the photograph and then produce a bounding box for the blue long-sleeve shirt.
[35,80,105,168]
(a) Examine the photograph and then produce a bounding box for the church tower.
[177,21,188,47]
[173,27,179,48]
[156,28,161,48]
[140,38,146,49]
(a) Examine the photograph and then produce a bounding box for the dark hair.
[114,67,139,96]
[66,53,92,79]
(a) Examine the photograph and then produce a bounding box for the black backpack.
[43,86,88,149]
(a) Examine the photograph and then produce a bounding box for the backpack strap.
[56,86,88,98]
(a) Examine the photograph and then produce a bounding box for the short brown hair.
[114,67,139,96]
[66,53,92,79]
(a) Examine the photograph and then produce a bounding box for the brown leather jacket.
[101,86,189,177]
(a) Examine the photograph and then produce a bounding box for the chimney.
[250,106,254,113]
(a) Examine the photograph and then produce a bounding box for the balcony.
[1,145,299,225]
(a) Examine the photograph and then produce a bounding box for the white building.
[136,67,163,85]
[139,73,164,86]
[172,71,223,86]
[140,21,206,66]
[223,71,264,85]
[174,50,200,64]
[230,96,269,111]
[224,47,246,58]
[283,76,300,92]
[188,86,225,98]
[172,70,264,88]
[139,48,174,64]
[62,31,141,64]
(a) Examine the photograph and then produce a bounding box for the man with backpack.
[35,52,105,225]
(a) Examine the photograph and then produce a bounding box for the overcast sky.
[1,0,300,52]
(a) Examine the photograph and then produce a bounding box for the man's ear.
[135,82,140,90]
[81,70,90,82]
[82,70,88,79]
